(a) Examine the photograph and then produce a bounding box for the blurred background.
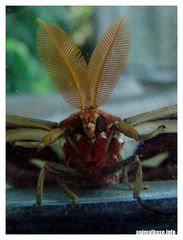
[6,6,177,121]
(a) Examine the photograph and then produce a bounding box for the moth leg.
[57,177,78,204]
[36,166,46,206]
[115,121,165,141]
[36,161,81,206]
[102,155,142,198]
[132,155,143,199]
[105,125,116,154]
[121,165,133,190]
[138,125,166,141]
[120,156,142,197]
[38,128,64,151]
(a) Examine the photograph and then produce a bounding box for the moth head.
[80,107,99,139]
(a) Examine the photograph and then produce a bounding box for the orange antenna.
[88,16,130,108]
[37,18,87,110]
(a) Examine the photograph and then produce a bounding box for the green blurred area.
[6,6,94,94]
[6,6,177,95]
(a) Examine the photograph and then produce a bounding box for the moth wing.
[7,114,58,130]
[124,104,177,131]
[122,105,177,180]
[6,115,66,187]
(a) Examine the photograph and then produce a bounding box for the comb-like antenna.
[37,18,88,110]
[88,16,130,108]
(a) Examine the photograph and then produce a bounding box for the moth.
[6,17,177,206]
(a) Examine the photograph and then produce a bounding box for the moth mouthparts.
[85,122,96,139]
[88,122,95,131]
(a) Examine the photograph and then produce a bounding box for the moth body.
[60,108,124,187]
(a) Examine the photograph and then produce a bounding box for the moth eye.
[81,117,87,125]
[96,116,105,133]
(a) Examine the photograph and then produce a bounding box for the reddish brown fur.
[60,109,124,187]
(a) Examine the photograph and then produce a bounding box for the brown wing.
[7,114,58,130]
[6,114,64,187]
[124,104,177,134]
[124,105,177,180]
[124,105,177,126]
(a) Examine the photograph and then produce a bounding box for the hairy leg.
[38,128,64,151]
[57,177,78,204]
[102,155,142,198]
[115,121,165,141]
[35,161,82,206]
